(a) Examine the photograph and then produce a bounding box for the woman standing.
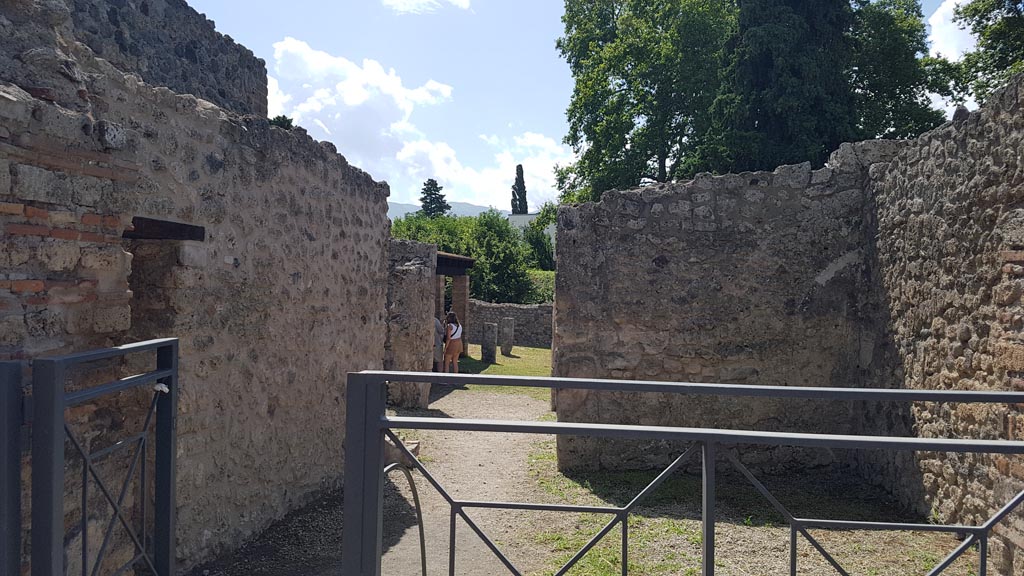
[443,311,463,373]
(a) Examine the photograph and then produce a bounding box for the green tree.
[533,201,559,230]
[269,115,294,129]
[419,178,451,218]
[849,0,947,139]
[698,0,859,173]
[511,164,529,214]
[557,0,736,201]
[391,211,474,255]
[955,0,1024,102]
[391,211,534,303]
[470,211,534,303]
[524,226,555,271]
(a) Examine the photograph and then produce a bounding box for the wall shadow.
[185,478,418,576]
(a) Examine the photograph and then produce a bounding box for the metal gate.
[0,338,178,576]
[342,370,1024,576]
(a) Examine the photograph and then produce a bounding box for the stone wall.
[385,239,436,408]
[860,78,1024,570]
[552,74,1024,571]
[0,1,267,117]
[1,2,389,570]
[467,299,553,349]
[553,141,901,471]
[68,0,268,116]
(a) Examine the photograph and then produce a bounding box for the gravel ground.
[189,383,990,575]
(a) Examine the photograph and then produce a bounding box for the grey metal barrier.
[30,338,179,576]
[341,371,1024,576]
[1,361,23,576]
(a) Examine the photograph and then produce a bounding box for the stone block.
[0,159,9,195]
[37,240,81,271]
[773,162,812,189]
[91,304,130,333]
[499,316,515,356]
[11,164,72,205]
[481,322,497,364]
[0,315,26,346]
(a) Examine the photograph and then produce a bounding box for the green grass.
[457,343,552,401]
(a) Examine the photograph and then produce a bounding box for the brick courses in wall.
[1,2,389,569]
[466,299,553,349]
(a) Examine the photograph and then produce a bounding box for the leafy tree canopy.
[557,0,737,201]
[391,211,534,303]
[269,115,294,129]
[955,0,1024,102]
[849,0,948,139]
[698,0,860,173]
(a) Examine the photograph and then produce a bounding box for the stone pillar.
[452,275,470,357]
[435,275,446,320]
[499,316,515,356]
[481,322,498,364]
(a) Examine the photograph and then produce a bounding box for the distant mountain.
[387,201,510,220]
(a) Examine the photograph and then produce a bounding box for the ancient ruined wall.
[1,3,388,569]
[467,299,553,348]
[67,0,268,116]
[385,239,437,408]
[553,142,902,471]
[0,1,267,117]
[863,77,1024,571]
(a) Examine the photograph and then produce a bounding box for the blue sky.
[188,0,974,210]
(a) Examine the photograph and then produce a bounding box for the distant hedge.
[526,269,555,304]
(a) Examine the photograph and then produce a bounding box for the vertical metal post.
[978,535,987,576]
[154,342,179,575]
[1,362,23,576]
[789,524,797,576]
[449,507,457,576]
[31,359,65,576]
[702,441,716,576]
[341,373,387,576]
[621,514,628,576]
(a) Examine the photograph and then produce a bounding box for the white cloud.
[382,0,470,15]
[397,132,575,210]
[928,1,976,61]
[268,37,452,177]
[272,37,452,121]
[266,76,292,118]
[266,36,570,210]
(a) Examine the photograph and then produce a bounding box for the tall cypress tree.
[698,0,859,173]
[511,164,528,214]
[419,178,451,218]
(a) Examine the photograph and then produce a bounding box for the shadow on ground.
[185,476,418,576]
[560,464,922,527]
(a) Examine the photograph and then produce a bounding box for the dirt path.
[382,384,554,576]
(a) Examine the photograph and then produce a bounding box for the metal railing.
[28,338,179,576]
[1,361,23,576]
[341,371,1024,576]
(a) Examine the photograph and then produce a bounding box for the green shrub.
[526,269,555,304]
